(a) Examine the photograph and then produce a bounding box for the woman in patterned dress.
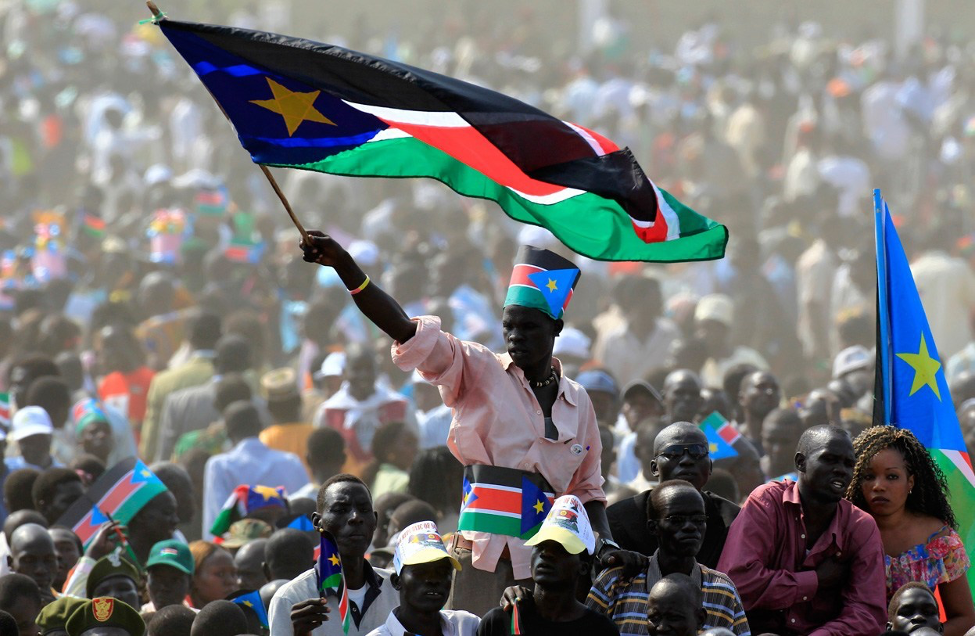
[847,426,973,636]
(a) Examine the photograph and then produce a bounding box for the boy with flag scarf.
[268,474,398,635]
[302,234,642,615]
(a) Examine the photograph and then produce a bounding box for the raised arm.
[301,231,417,343]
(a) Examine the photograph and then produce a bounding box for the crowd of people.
[0,0,973,635]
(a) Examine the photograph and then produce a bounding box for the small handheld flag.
[316,532,350,634]
[699,411,739,460]
[231,590,269,630]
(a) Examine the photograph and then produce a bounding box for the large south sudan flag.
[156,19,727,262]
[874,190,975,599]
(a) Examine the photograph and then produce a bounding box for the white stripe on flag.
[461,509,521,519]
[940,449,976,487]
[343,101,469,127]
[562,121,606,156]
[650,182,680,241]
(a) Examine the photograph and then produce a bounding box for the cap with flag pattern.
[525,494,595,555]
[146,539,194,575]
[504,245,580,320]
[392,520,461,575]
[210,485,288,538]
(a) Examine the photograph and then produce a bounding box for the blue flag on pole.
[874,189,975,599]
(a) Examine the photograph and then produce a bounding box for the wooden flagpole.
[145,1,310,244]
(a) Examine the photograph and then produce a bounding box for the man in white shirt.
[202,402,308,540]
[910,234,975,361]
[695,294,768,388]
[269,474,398,636]
[368,521,479,636]
[594,275,681,386]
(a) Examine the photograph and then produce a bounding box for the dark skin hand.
[290,597,331,636]
[814,555,848,591]
[301,231,417,344]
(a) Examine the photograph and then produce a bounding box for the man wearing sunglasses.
[606,422,740,568]
[588,480,750,635]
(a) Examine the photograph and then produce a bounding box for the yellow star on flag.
[895,333,942,400]
[546,278,558,293]
[533,500,545,514]
[252,485,282,501]
[709,442,718,453]
[250,77,335,136]
[328,553,341,566]
[242,600,253,608]
[140,470,151,478]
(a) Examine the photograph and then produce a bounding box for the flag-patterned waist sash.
[458,465,555,539]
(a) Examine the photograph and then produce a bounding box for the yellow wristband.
[349,275,370,295]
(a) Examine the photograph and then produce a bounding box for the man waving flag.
[153,16,727,263]
[874,190,975,598]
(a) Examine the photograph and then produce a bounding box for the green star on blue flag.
[874,189,975,599]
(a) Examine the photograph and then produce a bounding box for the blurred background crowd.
[0,0,972,630]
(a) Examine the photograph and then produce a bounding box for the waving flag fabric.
[210,485,288,537]
[874,190,975,598]
[156,19,727,263]
[232,590,269,629]
[56,458,169,546]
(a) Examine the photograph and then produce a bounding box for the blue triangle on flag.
[520,476,551,536]
[461,476,478,510]
[287,515,315,531]
[90,506,110,526]
[526,268,577,319]
[700,421,738,460]
[130,460,161,484]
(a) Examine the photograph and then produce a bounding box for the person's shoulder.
[702,490,741,525]
[442,608,481,632]
[699,564,740,595]
[477,606,510,633]
[270,568,318,603]
[606,489,650,520]
[582,606,621,634]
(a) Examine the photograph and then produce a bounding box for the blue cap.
[576,370,618,396]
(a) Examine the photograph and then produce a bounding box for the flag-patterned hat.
[503,245,581,320]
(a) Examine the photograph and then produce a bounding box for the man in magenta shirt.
[717,425,887,635]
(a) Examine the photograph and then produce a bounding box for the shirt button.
[536,410,542,415]
[801,534,806,539]
[803,596,808,601]
[836,552,842,557]
[791,619,796,624]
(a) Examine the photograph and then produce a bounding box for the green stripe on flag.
[458,511,543,540]
[113,484,169,526]
[275,137,727,263]
[934,450,975,596]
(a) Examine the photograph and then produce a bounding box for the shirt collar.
[382,608,451,637]
[781,479,803,506]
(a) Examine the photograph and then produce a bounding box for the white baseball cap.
[314,352,346,382]
[392,520,461,575]
[553,327,592,360]
[525,495,596,555]
[833,346,873,378]
[694,294,734,326]
[11,406,54,441]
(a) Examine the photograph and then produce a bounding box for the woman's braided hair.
[846,426,956,529]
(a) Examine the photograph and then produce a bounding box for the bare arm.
[301,231,417,343]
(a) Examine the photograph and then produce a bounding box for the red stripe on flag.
[574,124,619,155]
[73,511,100,545]
[717,423,740,445]
[467,486,521,514]
[508,264,544,288]
[376,120,568,198]
[96,472,141,515]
